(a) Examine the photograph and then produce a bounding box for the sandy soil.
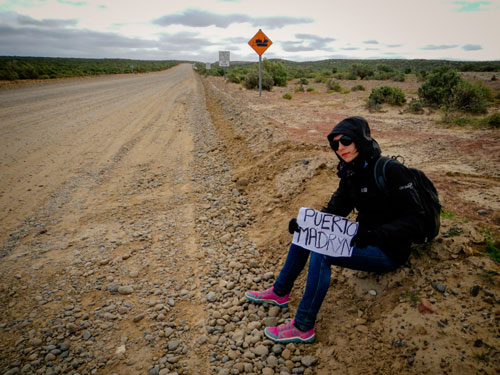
[1,64,499,375]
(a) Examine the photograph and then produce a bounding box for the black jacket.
[323,117,426,265]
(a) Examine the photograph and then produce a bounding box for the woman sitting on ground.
[245,116,427,344]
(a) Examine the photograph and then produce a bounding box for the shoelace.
[277,321,295,335]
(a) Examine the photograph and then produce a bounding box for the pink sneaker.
[264,319,315,343]
[244,286,289,307]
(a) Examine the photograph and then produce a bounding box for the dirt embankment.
[202,73,500,375]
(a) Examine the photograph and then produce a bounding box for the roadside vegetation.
[195,58,500,129]
[0,56,180,80]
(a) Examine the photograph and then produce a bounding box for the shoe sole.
[264,328,315,343]
[244,291,289,308]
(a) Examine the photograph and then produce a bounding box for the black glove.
[288,218,299,234]
[350,226,380,248]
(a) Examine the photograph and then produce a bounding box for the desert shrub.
[326,79,342,92]
[307,87,315,92]
[418,67,461,107]
[349,64,374,80]
[450,80,491,114]
[405,98,425,114]
[299,78,309,85]
[262,59,288,87]
[282,93,292,100]
[391,72,406,82]
[227,72,240,84]
[377,64,393,73]
[295,84,305,93]
[440,112,500,128]
[483,112,500,128]
[368,86,407,107]
[351,84,365,91]
[314,77,325,83]
[243,69,274,91]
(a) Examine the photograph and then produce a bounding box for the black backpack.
[374,156,442,243]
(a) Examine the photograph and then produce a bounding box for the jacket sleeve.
[374,162,426,246]
[321,178,355,217]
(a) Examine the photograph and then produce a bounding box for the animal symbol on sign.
[256,39,269,47]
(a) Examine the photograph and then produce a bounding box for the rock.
[301,355,318,366]
[167,340,179,351]
[133,313,145,323]
[116,345,126,354]
[118,285,134,295]
[418,299,436,314]
[236,177,249,186]
[206,291,217,302]
[471,285,480,297]
[252,345,269,356]
[432,283,446,293]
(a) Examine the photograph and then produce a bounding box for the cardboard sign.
[292,208,358,257]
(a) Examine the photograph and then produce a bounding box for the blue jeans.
[273,243,400,331]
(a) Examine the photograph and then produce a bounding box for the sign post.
[248,29,272,96]
[219,51,230,79]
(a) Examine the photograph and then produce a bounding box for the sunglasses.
[330,136,353,151]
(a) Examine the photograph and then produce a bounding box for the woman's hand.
[288,218,299,234]
[350,226,380,248]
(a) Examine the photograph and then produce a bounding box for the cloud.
[153,8,313,29]
[0,11,221,60]
[0,11,77,28]
[341,47,359,51]
[462,44,483,50]
[281,34,335,52]
[421,44,458,50]
[0,24,160,58]
[452,1,492,12]
[58,0,87,6]
[387,44,402,48]
[363,40,379,44]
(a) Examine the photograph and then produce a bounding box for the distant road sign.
[219,51,230,67]
[206,63,211,70]
[248,29,272,56]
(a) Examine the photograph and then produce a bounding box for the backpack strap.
[374,155,405,194]
[374,156,392,194]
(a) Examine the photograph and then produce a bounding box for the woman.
[245,116,427,344]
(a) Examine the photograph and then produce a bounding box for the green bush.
[351,84,365,91]
[282,93,292,100]
[307,87,315,92]
[295,84,305,93]
[418,67,461,107]
[349,64,374,80]
[227,72,240,84]
[299,78,309,85]
[262,59,288,87]
[450,80,491,114]
[326,79,342,92]
[484,112,500,128]
[243,69,274,91]
[368,86,407,107]
[405,98,425,114]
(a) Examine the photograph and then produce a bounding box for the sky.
[0,0,499,63]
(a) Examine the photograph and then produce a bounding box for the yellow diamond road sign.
[248,29,272,56]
